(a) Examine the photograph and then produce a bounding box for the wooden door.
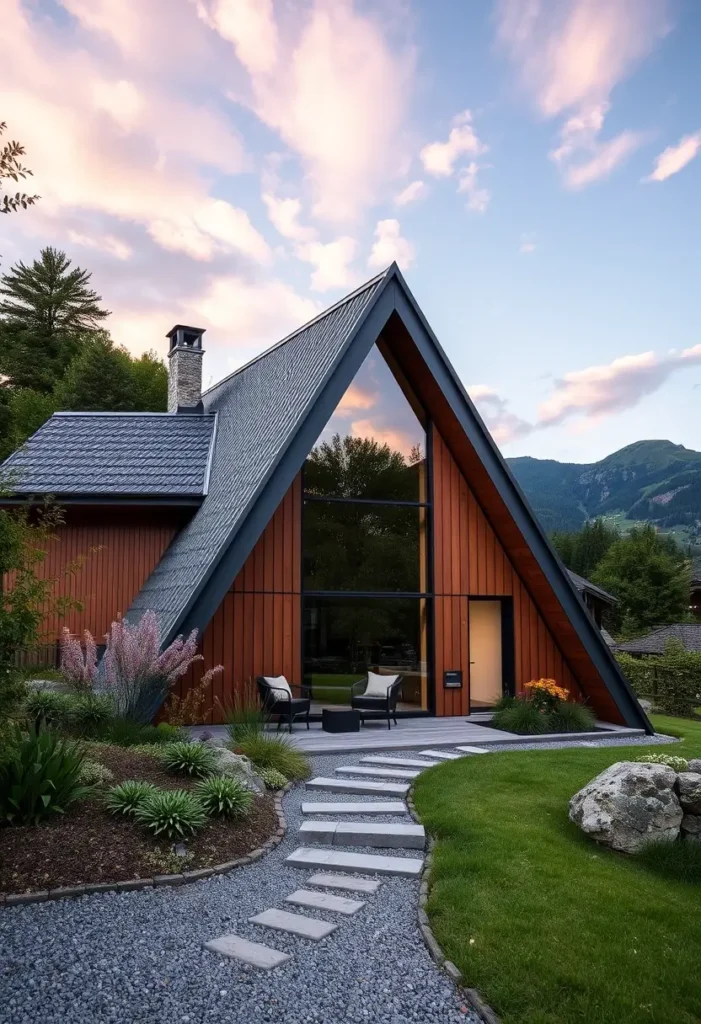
[469,600,503,709]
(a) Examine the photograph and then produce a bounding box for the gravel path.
[0,750,479,1024]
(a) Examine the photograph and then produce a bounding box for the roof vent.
[166,324,205,413]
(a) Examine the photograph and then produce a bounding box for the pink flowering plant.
[60,628,98,691]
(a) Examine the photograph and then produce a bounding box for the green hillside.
[507,440,701,543]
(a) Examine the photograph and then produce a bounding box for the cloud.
[645,131,701,182]
[457,162,491,213]
[66,230,132,260]
[262,192,316,242]
[420,110,486,177]
[296,236,358,291]
[496,0,670,187]
[367,219,415,271]
[538,345,701,426]
[519,236,536,254]
[337,384,377,413]
[394,180,427,206]
[199,0,414,223]
[350,419,417,459]
[468,385,534,444]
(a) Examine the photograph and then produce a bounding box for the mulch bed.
[0,745,279,895]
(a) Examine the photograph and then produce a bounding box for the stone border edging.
[407,788,502,1024]
[0,784,291,910]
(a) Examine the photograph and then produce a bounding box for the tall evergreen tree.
[130,351,168,412]
[0,247,109,392]
[53,334,135,412]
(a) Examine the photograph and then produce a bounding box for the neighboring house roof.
[1,412,216,498]
[566,569,617,605]
[600,628,617,648]
[691,556,701,587]
[616,623,701,655]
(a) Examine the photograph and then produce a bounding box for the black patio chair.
[256,676,311,733]
[351,674,404,730]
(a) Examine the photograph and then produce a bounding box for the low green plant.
[160,741,219,778]
[135,789,207,838]
[104,719,185,747]
[143,848,195,874]
[635,838,701,885]
[0,671,28,721]
[104,780,156,817]
[222,678,267,744]
[0,726,90,824]
[77,759,114,786]
[195,775,253,819]
[257,766,288,790]
[491,699,551,735]
[235,732,310,780]
[65,692,114,737]
[23,689,71,731]
[548,700,596,733]
[637,752,689,772]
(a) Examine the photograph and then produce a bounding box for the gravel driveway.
[0,750,478,1024]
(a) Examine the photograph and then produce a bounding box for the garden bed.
[0,745,278,895]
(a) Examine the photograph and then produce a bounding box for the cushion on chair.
[364,672,399,698]
[263,675,292,700]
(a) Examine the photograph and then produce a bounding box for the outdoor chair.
[351,673,404,730]
[256,676,311,733]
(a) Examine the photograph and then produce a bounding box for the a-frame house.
[2,265,651,731]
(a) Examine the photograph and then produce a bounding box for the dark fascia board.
[172,275,399,643]
[0,495,203,507]
[388,266,652,734]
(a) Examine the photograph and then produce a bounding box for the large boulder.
[207,745,266,795]
[677,773,701,815]
[687,759,701,776]
[569,761,683,854]
[681,814,701,841]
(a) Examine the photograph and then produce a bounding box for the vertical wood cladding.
[177,474,302,722]
[432,430,580,716]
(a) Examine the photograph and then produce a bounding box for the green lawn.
[412,715,701,1024]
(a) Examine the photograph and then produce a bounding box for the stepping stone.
[360,756,440,769]
[286,847,424,877]
[286,889,365,915]
[302,801,407,815]
[307,872,382,894]
[299,820,425,850]
[454,746,489,754]
[419,749,463,760]
[204,934,291,970]
[248,908,337,941]
[335,765,420,780]
[306,777,409,796]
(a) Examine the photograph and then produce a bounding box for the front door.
[468,600,503,710]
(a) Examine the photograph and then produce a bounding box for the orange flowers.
[524,678,570,712]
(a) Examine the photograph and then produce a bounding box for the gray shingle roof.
[566,569,617,605]
[616,623,701,655]
[127,269,389,638]
[692,556,701,586]
[1,413,215,497]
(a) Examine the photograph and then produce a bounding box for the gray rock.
[681,814,701,840]
[208,745,266,795]
[677,773,701,814]
[569,761,683,853]
[687,759,701,775]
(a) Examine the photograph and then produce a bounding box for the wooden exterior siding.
[432,429,581,717]
[176,474,302,722]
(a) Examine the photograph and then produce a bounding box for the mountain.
[507,440,701,540]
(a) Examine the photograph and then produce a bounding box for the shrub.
[524,678,571,714]
[637,752,689,772]
[160,740,219,778]
[135,789,207,839]
[491,699,551,736]
[77,759,114,786]
[195,775,253,819]
[236,732,310,780]
[104,780,156,817]
[164,668,220,726]
[65,692,114,737]
[548,700,596,733]
[0,726,89,825]
[23,688,72,731]
[59,628,98,690]
[257,766,288,790]
[617,641,701,718]
[0,671,28,722]
[222,679,267,744]
[104,719,185,747]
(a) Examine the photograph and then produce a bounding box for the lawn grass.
[412,715,701,1024]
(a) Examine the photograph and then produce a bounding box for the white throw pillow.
[263,675,292,701]
[364,672,399,698]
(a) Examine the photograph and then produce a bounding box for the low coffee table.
[322,707,361,733]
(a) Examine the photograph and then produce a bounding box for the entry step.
[454,745,489,754]
[418,749,463,760]
[286,847,424,877]
[301,800,407,815]
[359,755,439,769]
[249,908,337,941]
[299,820,425,849]
[306,777,409,796]
[306,872,382,894]
[286,889,365,915]
[204,933,291,970]
[335,765,420,780]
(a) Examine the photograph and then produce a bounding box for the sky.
[1,0,700,466]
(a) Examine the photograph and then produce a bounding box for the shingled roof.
[566,569,617,605]
[1,412,215,498]
[616,623,701,655]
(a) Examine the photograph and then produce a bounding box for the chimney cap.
[166,324,206,339]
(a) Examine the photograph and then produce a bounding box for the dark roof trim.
[0,496,203,507]
[202,411,218,496]
[566,569,617,605]
[388,267,652,735]
[172,274,397,642]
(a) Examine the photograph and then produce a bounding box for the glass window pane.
[303,501,427,592]
[304,344,426,500]
[303,596,429,710]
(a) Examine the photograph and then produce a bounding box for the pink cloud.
[336,384,377,413]
[468,385,533,444]
[367,219,415,271]
[350,419,416,459]
[420,111,486,177]
[645,131,701,182]
[394,180,427,206]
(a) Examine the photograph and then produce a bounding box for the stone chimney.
[167,325,205,413]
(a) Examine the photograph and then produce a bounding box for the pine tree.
[0,247,110,392]
[130,351,168,412]
[53,334,134,412]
